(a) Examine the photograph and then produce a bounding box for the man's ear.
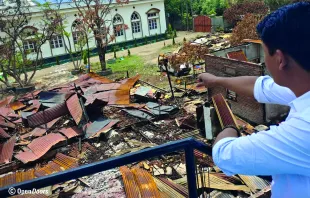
[275,49,288,70]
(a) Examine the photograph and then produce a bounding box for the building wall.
[205,54,265,124]
[13,0,166,59]
[212,43,264,63]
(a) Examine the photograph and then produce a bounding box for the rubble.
[0,70,276,197]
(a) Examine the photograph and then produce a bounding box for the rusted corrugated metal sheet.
[0,106,14,117]
[119,75,140,88]
[59,126,84,139]
[91,120,119,138]
[131,167,161,197]
[21,118,61,139]
[153,177,185,198]
[0,135,16,164]
[66,94,83,125]
[0,127,10,139]
[35,161,63,177]
[120,166,141,198]
[158,177,188,197]
[0,96,14,107]
[68,142,97,158]
[242,39,262,44]
[15,133,66,164]
[53,153,78,170]
[27,102,69,128]
[9,101,26,111]
[238,175,270,193]
[35,153,77,177]
[0,169,35,188]
[227,50,248,62]
[212,94,239,129]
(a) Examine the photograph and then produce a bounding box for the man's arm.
[197,73,257,97]
[212,117,310,176]
[198,73,296,105]
[213,127,239,147]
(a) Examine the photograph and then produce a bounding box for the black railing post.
[185,146,198,198]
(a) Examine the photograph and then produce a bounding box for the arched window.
[20,26,38,53]
[131,12,141,34]
[146,9,160,31]
[72,20,85,45]
[113,14,124,37]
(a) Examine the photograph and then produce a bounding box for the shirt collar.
[289,90,310,112]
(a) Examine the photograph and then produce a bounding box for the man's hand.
[197,73,219,88]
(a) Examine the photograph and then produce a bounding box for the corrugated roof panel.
[53,153,78,170]
[15,133,66,164]
[35,161,63,177]
[227,50,248,62]
[212,94,239,129]
[120,166,141,198]
[0,96,14,107]
[66,94,83,125]
[27,102,69,128]
[0,136,16,164]
[158,177,188,197]
[154,177,186,198]
[38,92,72,104]
[0,169,35,188]
[0,106,14,117]
[21,118,61,139]
[91,120,119,138]
[9,101,26,111]
[131,167,161,197]
[0,127,10,139]
[85,118,111,138]
[239,175,270,193]
[59,126,84,139]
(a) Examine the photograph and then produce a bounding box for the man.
[197,2,310,197]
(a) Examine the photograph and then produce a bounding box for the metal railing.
[0,137,212,198]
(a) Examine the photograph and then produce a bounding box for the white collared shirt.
[212,75,310,198]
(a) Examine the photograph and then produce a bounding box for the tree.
[73,0,129,72]
[201,0,229,16]
[0,0,60,87]
[224,1,268,25]
[229,14,264,46]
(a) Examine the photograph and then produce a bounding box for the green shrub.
[83,51,88,65]
[55,56,60,65]
[134,38,137,47]
[128,49,131,56]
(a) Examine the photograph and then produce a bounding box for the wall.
[205,54,265,124]
[23,0,167,59]
[212,43,264,63]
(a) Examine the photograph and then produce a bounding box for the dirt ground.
[31,31,204,88]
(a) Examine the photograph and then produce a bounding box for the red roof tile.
[15,133,66,164]
[59,126,84,139]
[66,94,83,125]
[0,127,10,139]
[27,102,69,128]
[227,50,248,62]
[0,136,16,164]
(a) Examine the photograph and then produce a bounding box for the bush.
[229,14,264,46]
[183,37,187,42]
[155,33,158,42]
[144,36,148,45]
[134,38,137,47]
[83,51,88,65]
[216,26,224,32]
[128,49,131,56]
[55,56,60,65]
[113,47,117,59]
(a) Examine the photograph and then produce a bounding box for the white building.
[0,0,167,60]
